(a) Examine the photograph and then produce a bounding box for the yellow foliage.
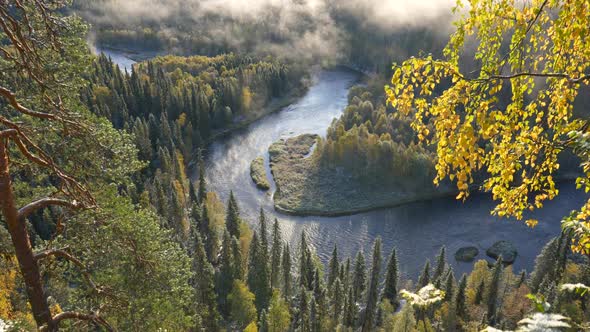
[0,256,17,319]
[244,321,258,332]
[386,0,590,253]
[242,87,253,111]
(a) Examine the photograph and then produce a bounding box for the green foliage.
[247,232,272,313]
[52,188,194,330]
[267,290,291,332]
[382,248,399,306]
[229,280,257,330]
[362,238,382,332]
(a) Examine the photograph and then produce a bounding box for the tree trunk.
[0,139,54,330]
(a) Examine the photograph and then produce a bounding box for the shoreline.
[273,189,459,217]
[272,174,582,217]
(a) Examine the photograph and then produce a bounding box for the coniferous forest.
[1,1,590,332]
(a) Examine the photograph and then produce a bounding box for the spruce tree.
[188,180,198,203]
[343,286,356,328]
[225,191,241,239]
[232,236,243,280]
[247,232,272,313]
[310,296,320,332]
[382,248,399,306]
[487,257,503,324]
[362,238,382,332]
[343,258,351,291]
[474,280,485,305]
[197,149,207,204]
[417,260,431,289]
[352,251,366,303]
[444,269,456,301]
[516,270,526,288]
[331,278,344,322]
[456,274,467,319]
[297,288,310,332]
[282,244,292,299]
[328,245,339,288]
[270,218,282,289]
[529,237,558,292]
[201,204,217,263]
[299,232,312,290]
[191,230,220,331]
[259,208,269,257]
[433,246,447,286]
[217,231,234,317]
[259,310,269,332]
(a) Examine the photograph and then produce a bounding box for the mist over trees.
[72,0,452,73]
[1,0,590,331]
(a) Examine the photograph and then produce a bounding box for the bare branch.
[18,197,82,220]
[40,311,115,332]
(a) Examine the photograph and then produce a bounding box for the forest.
[1,0,590,332]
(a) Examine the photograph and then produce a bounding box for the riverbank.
[205,85,309,144]
[269,134,456,216]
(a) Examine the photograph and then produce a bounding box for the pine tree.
[328,245,339,288]
[382,248,399,306]
[248,232,272,313]
[282,244,292,299]
[352,251,366,303]
[361,238,381,332]
[225,191,241,239]
[270,219,282,289]
[487,257,503,324]
[456,274,467,318]
[417,260,431,289]
[433,246,447,286]
[191,230,220,331]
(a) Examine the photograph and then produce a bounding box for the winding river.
[103,49,588,279]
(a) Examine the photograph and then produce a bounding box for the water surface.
[103,50,586,279]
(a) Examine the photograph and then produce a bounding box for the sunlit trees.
[387,0,590,254]
[229,280,257,330]
[267,290,291,332]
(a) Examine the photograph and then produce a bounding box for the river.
[102,49,587,279]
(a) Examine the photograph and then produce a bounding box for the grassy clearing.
[250,156,270,190]
[269,134,455,216]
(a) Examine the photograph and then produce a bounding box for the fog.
[76,0,458,62]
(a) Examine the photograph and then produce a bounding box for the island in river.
[266,134,456,216]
